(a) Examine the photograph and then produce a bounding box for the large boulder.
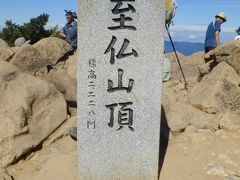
[10,44,48,76]
[204,41,240,74]
[0,39,14,61]
[64,53,77,79]
[11,47,20,54]
[33,37,72,66]
[166,51,203,81]
[46,69,77,103]
[162,82,218,135]
[0,61,67,167]
[163,102,218,135]
[0,39,9,47]
[189,62,240,114]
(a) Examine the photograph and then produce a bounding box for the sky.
[0,0,77,28]
[168,0,240,43]
[0,0,239,43]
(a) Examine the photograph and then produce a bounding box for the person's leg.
[204,47,216,63]
[205,47,209,53]
[205,46,215,54]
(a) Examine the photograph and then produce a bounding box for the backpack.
[166,0,177,25]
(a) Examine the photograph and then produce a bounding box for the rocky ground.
[0,38,240,180]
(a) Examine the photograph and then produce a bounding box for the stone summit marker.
[78,0,165,179]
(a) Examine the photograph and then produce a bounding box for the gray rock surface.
[78,0,165,179]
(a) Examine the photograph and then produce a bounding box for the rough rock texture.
[0,168,13,180]
[205,41,240,74]
[64,53,77,79]
[46,69,77,103]
[0,39,14,61]
[164,102,218,135]
[219,114,240,131]
[7,116,77,180]
[10,44,48,76]
[0,39,10,47]
[166,51,204,81]
[159,129,240,180]
[0,61,67,167]
[162,80,218,135]
[33,37,72,65]
[189,62,240,114]
[11,47,20,54]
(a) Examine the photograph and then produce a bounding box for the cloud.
[188,34,204,40]
[164,31,176,38]
[170,25,235,33]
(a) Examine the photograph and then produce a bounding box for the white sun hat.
[216,12,227,22]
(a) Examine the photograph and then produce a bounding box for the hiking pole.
[165,25,188,90]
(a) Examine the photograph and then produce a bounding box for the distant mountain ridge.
[165,41,204,56]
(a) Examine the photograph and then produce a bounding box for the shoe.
[69,127,77,141]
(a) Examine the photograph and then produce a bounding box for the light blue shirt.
[61,20,78,49]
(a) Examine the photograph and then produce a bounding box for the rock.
[219,114,240,131]
[0,39,10,47]
[64,53,77,79]
[0,39,14,62]
[10,47,20,54]
[164,102,190,135]
[205,41,240,75]
[0,168,13,180]
[14,37,30,47]
[0,61,67,167]
[217,153,236,165]
[224,176,238,180]
[43,116,76,147]
[207,165,226,176]
[7,136,77,180]
[189,62,240,114]
[166,51,204,81]
[165,51,186,63]
[33,37,72,66]
[10,44,48,76]
[163,102,218,135]
[188,51,204,65]
[162,81,218,134]
[46,69,77,103]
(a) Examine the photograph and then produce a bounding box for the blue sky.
[0,0,77,28]
[0,0,239,43]
[167,0,240,43]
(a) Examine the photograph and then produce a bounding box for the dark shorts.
[205,46,215,53]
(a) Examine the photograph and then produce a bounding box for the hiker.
[59,10,78,50]
[235,27,240,40]
[204,12,227,54]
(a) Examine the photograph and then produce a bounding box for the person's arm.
[59,26,66,39]
[59,32,66,38]
[215,31,220,47]
[214,21,221,47]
